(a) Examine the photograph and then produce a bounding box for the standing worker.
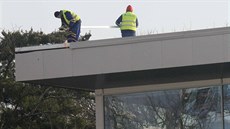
[116,5,139,37]
[54,10,81,42]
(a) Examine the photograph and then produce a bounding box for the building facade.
[15,27,230,129]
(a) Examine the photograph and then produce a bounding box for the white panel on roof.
[162,38,193,68]
[43,49,73,78]
[129,41,162,71]
[224,34,230,61]
[193,35,224,64]
[72,47,104,76]
[15,51,43,81]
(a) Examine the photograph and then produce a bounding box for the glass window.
[224,84,230,128]
[104,86,221,129]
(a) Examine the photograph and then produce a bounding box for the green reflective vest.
[120,12,137,31]
[62,10,80,25]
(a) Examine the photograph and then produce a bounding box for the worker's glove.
[59,26,68,31]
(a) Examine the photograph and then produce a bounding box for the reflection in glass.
[224,84,230,128]
[104,86,221,129]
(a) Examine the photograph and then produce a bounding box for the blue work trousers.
[121,30,136,37]
[68,20,81,42]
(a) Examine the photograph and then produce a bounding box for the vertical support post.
[220,64,225,129]
[95,89,104,129]
[221,78,225,129]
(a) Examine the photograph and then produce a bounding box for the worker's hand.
[59,26,67,31]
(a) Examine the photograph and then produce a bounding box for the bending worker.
[116,5,139,37]
[54,10,81,42]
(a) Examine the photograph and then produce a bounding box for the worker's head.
[126,5,133,12]
[54,11,61,18]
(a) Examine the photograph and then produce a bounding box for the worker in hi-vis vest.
[54,10,81,42]
[116,5,139,37]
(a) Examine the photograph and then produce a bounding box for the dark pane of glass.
[104,86,221,129]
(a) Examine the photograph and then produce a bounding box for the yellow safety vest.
[120,12,137,31]
[62,10,80,25]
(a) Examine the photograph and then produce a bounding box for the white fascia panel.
[162,38,193,68]
[43,49,73,79]
[15,51,43,81]
[72,47,104,76]
[192,35,224,65]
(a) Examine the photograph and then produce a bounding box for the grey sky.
[0,0,229,40]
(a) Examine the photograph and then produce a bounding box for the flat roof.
[16,27,230,53]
